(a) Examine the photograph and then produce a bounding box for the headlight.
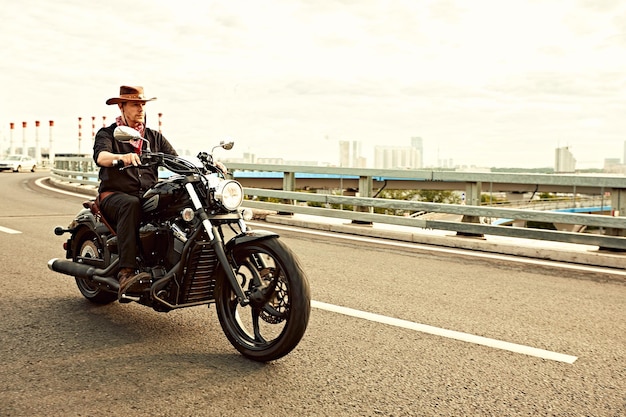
[181,208,195,222]
[215,180,244,210]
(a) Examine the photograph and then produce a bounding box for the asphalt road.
[0,172,625,416]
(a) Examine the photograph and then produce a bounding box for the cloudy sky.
[1,0,626,168]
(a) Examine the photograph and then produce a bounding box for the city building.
[411,137,424,168]
[603,158,624,174]
[374,145,421,169]
[555,146,576,173]
[338,140,366,168]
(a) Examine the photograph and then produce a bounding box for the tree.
[374,189,462,215]
[413,190,461,204]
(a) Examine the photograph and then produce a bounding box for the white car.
[0,155,37,172]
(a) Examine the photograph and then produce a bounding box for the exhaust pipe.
[48,258,98,279]
[48,258,121,289]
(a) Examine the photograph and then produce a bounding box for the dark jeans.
[99,193,142,270]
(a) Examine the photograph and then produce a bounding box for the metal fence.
[50,157,626,251]
[50,157,99,187]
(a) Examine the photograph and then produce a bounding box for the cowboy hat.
[106,86,157,105]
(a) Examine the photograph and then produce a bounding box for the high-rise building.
[555,146,576,173]
[338,140,350,167]
[374,146,421,169]
[411,136,424,168]
[338,140,365,167]
[438,158,454,169]
[604,158,621,170]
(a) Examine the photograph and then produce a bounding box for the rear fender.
[70,208,98,230]
[67,210,109,258]
[73,208,111,235]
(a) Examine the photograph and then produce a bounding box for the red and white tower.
[22,122,27,156]
[78,117,82,154]
[49,120,55,166]
[35,121,41,164]
[9,122,15,155]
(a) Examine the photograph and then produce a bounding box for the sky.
[1,0,626,169]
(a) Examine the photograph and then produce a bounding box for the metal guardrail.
[51,157,626,251]
[50,157,99,187]
[241,189,626,250]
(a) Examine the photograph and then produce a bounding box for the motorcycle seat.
[83,200,116,236]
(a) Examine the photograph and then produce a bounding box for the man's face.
[120,101,147,126]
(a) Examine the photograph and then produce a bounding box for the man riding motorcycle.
[93,85,177,299]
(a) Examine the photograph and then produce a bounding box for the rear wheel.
[74,232,117,304]
[215,238,311,362]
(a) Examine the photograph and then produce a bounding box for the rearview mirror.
[113,126,143,142]
[212,140,234,154]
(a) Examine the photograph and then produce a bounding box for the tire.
[73,231,117,304]
[215,237,311,362]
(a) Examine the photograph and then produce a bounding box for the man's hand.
[120,153,141,167]
[216,161,227,173]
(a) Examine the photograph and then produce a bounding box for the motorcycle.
[48,126,311,362]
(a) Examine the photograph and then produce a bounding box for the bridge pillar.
[351,175,373,226]
[278,171,296,216]
[457,181,484,238]
[601,188,626,251]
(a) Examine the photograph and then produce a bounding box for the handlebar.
[117,151,226,177]
[118,152,164,171]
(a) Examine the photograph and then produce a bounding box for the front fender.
[224,229,279,253]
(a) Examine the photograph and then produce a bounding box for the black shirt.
[93,123,177,198]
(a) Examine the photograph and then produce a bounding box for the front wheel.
[215,238,311,362]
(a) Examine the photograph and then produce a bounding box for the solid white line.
[34,177,93,199]
[1,178,86,234]
[0,225,21,234]
[311,300,578,364]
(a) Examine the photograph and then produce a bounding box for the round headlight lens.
[215,180,244,210]
[181,208,195,222]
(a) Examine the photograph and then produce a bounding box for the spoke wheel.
[215,238,310,362]
[74,231,117,304]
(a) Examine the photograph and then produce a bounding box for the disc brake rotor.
[259,275,289,324]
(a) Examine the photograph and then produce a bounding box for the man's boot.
[117,267,150,300]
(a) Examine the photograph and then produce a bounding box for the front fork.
[185,183,250,306]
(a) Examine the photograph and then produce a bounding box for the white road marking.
[0,225,21,234]
[34,177,94,198]
[312,300,578,364]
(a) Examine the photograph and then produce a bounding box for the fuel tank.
[141,175,191,219]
